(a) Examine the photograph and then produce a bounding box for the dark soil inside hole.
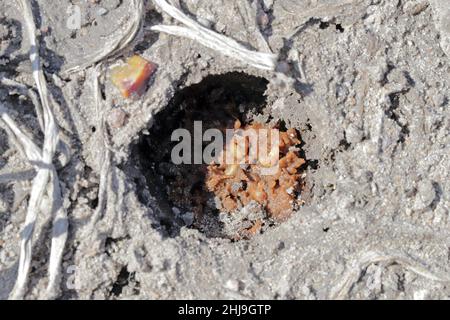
[132,72,307,239]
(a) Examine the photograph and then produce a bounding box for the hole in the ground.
[132,72,311,240]
[335,24,344,33]
[319,21,330,29]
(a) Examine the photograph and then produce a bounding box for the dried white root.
[330,250,450,299]
[150,0,277,71]
[88,65,112,228]
[0,101,65,299]
[6,0,68,300]
[61,0,145,76]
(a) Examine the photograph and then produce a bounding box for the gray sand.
[0,0,449,299]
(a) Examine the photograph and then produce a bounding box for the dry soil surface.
[0,0,449,299]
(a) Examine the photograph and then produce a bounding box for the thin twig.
[87,65,111,229]
[330,250,450,299]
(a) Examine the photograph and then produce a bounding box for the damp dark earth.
[0,0,450,300]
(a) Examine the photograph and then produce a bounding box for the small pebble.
[96,8,108,16]
[276,61,291,74]
[80,27,88,37]
[257,12,270,29]
[40,26,50,34]
[108,108,127,129]
[182,212,194,226]
[403,1,429,16]
[414,180,436,210]
[224,279,240,292]
[413,289,429,300]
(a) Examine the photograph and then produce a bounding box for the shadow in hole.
[128,72,269,239]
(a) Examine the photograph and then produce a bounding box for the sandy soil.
[0,0,449,299]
